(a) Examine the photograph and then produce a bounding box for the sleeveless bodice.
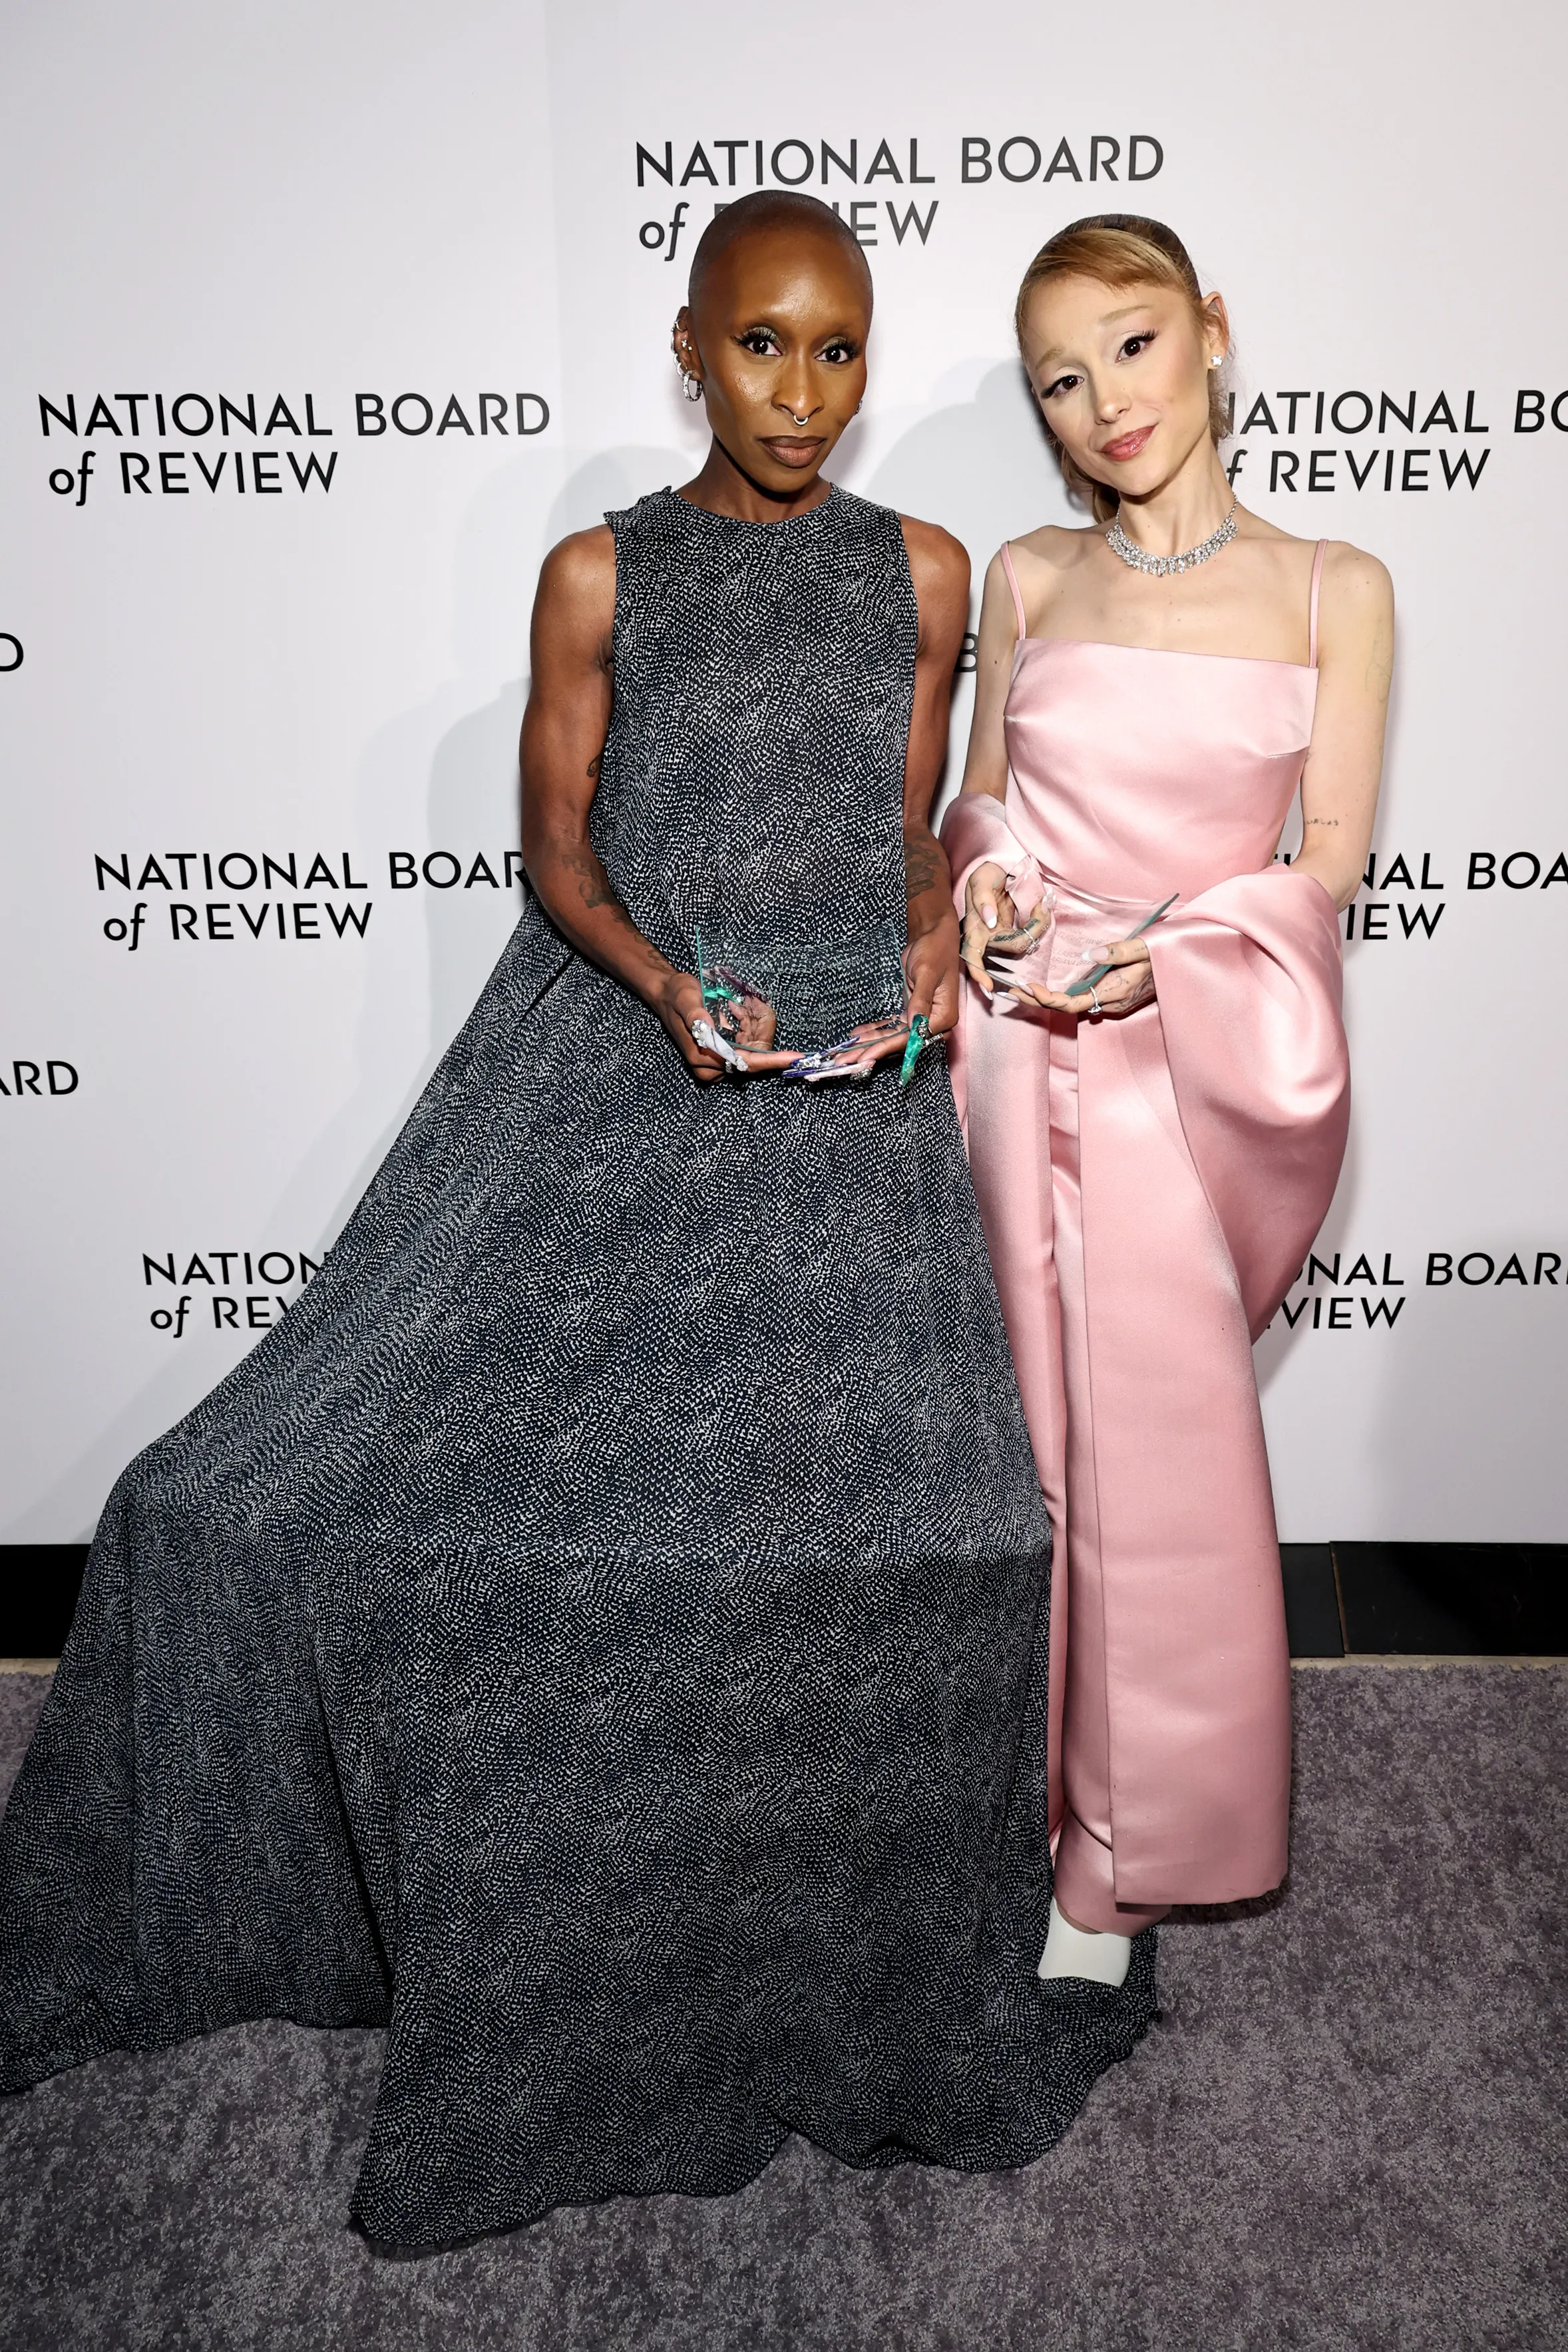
[594,485,916,965]
[0,477,1164,2248]
[1002,640,1318,904]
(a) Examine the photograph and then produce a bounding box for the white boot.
[1038,1896,1132,1989]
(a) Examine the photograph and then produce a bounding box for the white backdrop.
[3,0,1566,1544]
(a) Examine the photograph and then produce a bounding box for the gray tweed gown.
[0,487,1155,2248]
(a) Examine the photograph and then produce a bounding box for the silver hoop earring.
[682,373,703,403]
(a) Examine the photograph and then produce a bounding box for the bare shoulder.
[1008,520,1098,580]
[1314,542,1394,703]
[898,511,970,599]
[1238,511,1392,600]
[536,520,616,608]
[1318,536,1394,616]
[898,513,970,654]
[1237,512,1393,633]
[1308,541,1395,673]
[530,524,616,667]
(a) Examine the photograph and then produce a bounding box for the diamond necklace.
[1105,498,1238,577]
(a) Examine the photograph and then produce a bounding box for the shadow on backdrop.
[864,359,1072,564]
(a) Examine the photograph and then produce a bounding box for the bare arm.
[1292,545,1395,910]
[956,547,1020,806]
[954,548,1045,996]
[519,527,726,1080]
[898,515,970,1039]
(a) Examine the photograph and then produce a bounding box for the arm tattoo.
[903,831,944,897]
[561,843,628,916]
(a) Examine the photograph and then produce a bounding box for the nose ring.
[788,410,809,426]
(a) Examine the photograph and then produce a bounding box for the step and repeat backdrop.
[3,0,1565,1543]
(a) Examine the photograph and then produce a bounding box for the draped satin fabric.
[940,562,1349,1929]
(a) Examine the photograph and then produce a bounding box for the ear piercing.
[1211,353,1225,368]
[674,345,703,401]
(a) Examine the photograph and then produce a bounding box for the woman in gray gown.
[0,192,1154,2248]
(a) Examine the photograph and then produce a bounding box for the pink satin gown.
[941,540,1350,1935]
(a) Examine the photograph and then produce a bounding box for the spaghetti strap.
[1308,539,1327,668]
[998,542,1028,643]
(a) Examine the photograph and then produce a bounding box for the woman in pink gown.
[942,216,1394,1985]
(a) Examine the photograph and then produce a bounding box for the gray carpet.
[0,1663,1562,2352]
